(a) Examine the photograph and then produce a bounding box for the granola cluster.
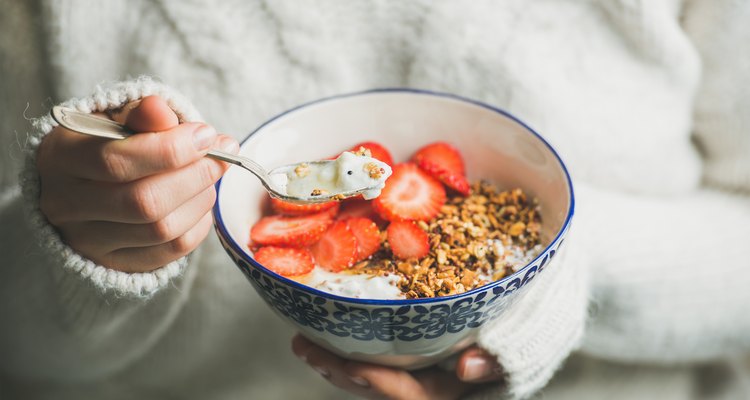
[350,182,542,299]
[365,162,386,179]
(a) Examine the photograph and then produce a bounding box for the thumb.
[109,95,179,133]
[455,347,504,383]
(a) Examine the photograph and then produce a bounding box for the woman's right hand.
[36,96,239,272]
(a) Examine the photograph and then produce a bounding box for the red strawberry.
[337,197,388,228]
[415,159,471,196]
[345,217,382,261]
[250,210,334,247]
[387,221,430,260]
[348,141,394,166]
[412,142,465,175]
[271,197,340,216]
[337,197,373,217]
[254,246,315,277]
[372,163,446,222]
[310,221,359,272]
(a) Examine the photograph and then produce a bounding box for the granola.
[350,181,542,299]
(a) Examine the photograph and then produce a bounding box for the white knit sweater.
[1,1,749,399]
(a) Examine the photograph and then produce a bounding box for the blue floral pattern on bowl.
[216,227,566,343]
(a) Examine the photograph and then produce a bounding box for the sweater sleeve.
[574,0,750,363]
[461,205,589,400]
[577,184,750,363]
[0,76,207,381]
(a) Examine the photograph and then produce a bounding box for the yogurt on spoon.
[277,148,392,201]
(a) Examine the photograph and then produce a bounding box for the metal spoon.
[50,106,378,204]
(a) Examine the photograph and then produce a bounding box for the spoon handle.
[50,106,269,181]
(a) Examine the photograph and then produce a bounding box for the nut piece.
[294,163,310,178]
[436,249,448,265]
[364,162,385,179]
[353,146,372,157]
[509,222,526,236]
[310,188,329,196]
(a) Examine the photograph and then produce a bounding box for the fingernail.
[462,357,495,382]
[348,375,370,388]
[193,124,217,151]
[313,366,330,378]
[220,137,240,154]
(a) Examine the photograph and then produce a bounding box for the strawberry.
[270,197,339,216]
[337,197,388,228]
[412,142,465,175]
[348,141,394,166]
[415,158,471,196]
[337,197,373,217]
[310,221,359,272]
[387,221,430,260]
[250,210,334,247]
[372,163,446,222]
[345,217,382,261]
[254,246,315,277]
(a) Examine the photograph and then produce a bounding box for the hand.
[36,96,238,272]
[291,334,504,400]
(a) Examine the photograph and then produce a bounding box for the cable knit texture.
[467,243,590,400]
[1,1,749,399]
[19,77,201,297]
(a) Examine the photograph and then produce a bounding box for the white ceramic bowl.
[213,89,574,369]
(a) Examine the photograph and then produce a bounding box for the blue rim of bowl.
[213,88,575,305]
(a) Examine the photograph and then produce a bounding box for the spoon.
[50,106,383,204]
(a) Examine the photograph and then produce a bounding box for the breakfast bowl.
[212,89,574,369]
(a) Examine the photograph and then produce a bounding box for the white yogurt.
[285,151,392,200]
[299,267,404,300]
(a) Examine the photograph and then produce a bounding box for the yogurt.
[298,267,404,299]
[285,150,392,200]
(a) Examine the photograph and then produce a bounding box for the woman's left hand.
[291,334,504,400]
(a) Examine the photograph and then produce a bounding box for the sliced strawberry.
[372,163,446,222]
[271,197,340,216]
[412,142,465,176]
[337,197,388,228]
[254,246,315,277]
[337,197,373,218]
[387,221,430,260]
[345,217,382,261]
[415,158,471,196]
[348,141,394,166]
[310,221,358,272]
[250,210,334,247]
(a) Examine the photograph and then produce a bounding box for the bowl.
[213,89,574,369]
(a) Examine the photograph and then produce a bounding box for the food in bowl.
[248,141,543,300]
[214,89,573,369]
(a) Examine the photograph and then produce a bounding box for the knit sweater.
[1,1,749,399]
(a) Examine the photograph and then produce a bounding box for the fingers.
[122,95,179,132]
[292,335,380,399]
[38,95,183,182]
[34,96,240,273]
[455,347,504,383]
[58,185,216,255]
[96,211,214,273]
[292,335,471,400]
[39,122,219,183]
[347,362,472,400]
[41,136,235,224]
